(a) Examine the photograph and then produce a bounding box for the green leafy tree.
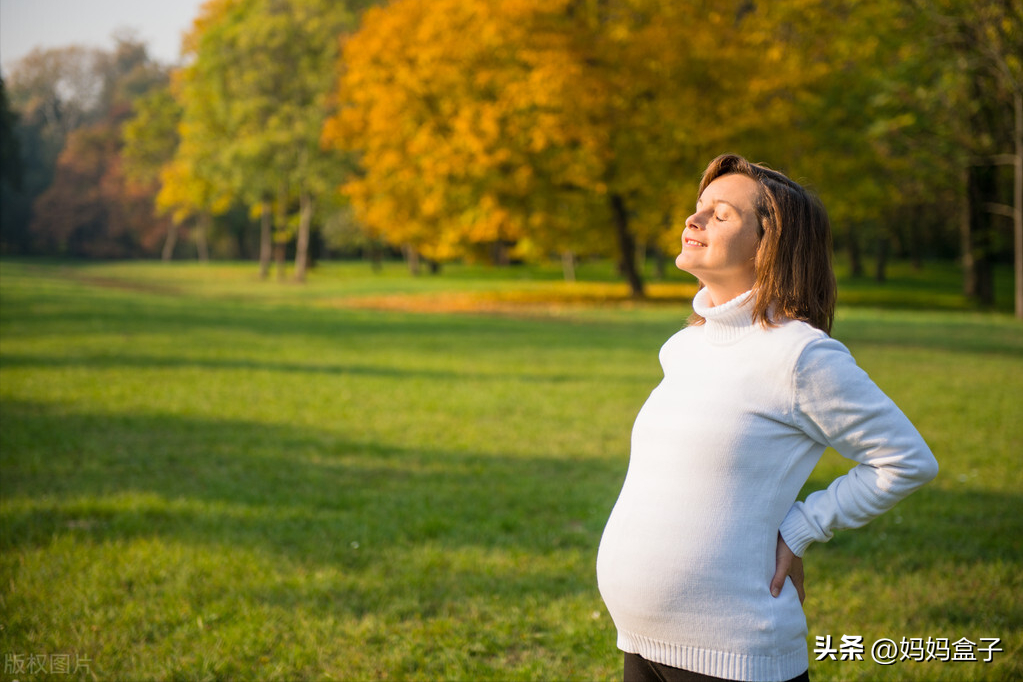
[122,86,184,259]
[911,0,1023,315]
[175,0,361,280]
[0,77,26,253]
[743,0,931,280]
[167,0,251,264]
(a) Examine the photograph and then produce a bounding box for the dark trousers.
[624,653,810,682]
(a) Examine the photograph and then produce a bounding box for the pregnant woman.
[596,154,938,682]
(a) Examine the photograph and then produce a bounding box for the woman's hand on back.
[771,533,805,604]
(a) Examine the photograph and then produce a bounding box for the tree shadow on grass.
[4,398,1021,625]
[0,351,637,386]
[1,399,623,615]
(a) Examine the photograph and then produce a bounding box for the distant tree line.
[1,0,1020,314]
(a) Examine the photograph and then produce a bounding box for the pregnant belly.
[596,492,766,626]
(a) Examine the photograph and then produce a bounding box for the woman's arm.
[779,337,939,557]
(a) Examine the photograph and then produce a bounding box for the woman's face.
[675,173,762,301]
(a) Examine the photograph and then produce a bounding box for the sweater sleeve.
[779,337,938,557]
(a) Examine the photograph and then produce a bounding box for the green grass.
[1,258,1020,681]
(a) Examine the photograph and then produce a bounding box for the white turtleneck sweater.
[596,290,938,682]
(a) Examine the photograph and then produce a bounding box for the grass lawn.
[1,258,1020,681]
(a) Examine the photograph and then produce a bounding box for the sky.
[1,0,207,74]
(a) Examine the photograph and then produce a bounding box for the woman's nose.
[685,213,703,230]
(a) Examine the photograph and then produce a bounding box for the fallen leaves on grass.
[324,282,698,317]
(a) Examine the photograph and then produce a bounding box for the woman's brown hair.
[687,154,837,334]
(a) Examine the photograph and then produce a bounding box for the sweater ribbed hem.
[617,630,808,682]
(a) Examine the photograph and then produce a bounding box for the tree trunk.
[847,223,863,278]
[561,251,576,282]
[275,242,286,282]
[196,213,210,262]
[492,242,510,266]
[1013,90,1022,319]
[368,241,382,272]
[874,235,889,283]
[259,198,272,280]
[294,190,313,283]
[967,164,997,306]
[162,222,179,261]
[275,180,288,282]
[960,167,975,297]
[907,210,923,270]
[609,193,645,298]
[653,247,667,280]
[403,244,420,275]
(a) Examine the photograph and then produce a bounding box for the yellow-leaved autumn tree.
[325,0,574,269]
[326,0,812,293]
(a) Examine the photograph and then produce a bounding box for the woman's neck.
[692,287,757,343]
[698,277,756,307]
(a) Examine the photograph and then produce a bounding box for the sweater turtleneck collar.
[692,288,757,344]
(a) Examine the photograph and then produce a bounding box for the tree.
[5,36,173,256]
[164,0,251,265]
[919,0,1023,316]
[29,112,171,257]
[153,157,230,261]
[805,2,933,279]
[0,78,22,190]
[326,0,563,271]
[1,77,25,253]
[174,0,362,280]
[122,86,185,259]
[23,37,173,257]
[4,45,106,139]
[328,0,830,295]
[3,45,107,251]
